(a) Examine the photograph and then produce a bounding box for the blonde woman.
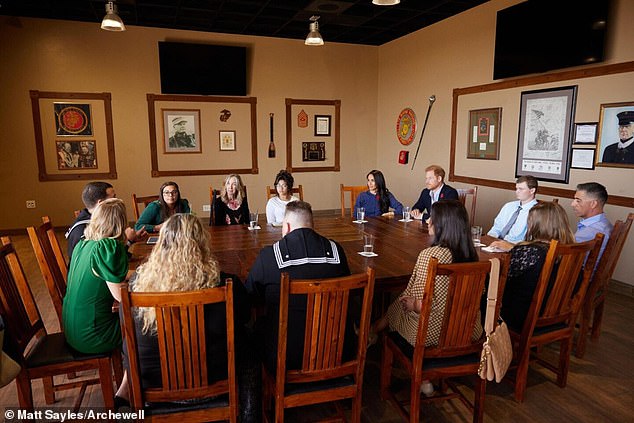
[501,202,576,331]
[121,214,258,420]
[62,198,129,354]
[212,174,250,225]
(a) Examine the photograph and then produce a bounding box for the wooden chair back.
[380,256,509,423]
[265,268,375,422]
[457,186,478,226]
[27,217,68,325]
[0,237,121,410]
[510,235,602,402]
[340,184,367,218]
[576,213,633,358]
[120,281,238,422]
[132,194,159,220]
[265,184,304,201]
[209,185,248,226]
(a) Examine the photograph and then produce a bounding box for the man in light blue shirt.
[571,182,612,262]
[488,175,539,245]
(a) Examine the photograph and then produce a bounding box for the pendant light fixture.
[372,0,400,5]
[305,16,324,46]
[101,1,126,32]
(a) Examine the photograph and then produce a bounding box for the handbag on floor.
[478,258,512,383]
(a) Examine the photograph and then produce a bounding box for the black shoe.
[114,395,130,410]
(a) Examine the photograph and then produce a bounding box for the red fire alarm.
[398,150,409,164]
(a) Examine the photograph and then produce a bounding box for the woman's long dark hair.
[368,170,391,214]
[158,181,187,221]
[430,200,478,263]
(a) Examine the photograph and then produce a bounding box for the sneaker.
[420,381,435,397]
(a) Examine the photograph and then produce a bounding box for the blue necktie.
[499,206,522,239]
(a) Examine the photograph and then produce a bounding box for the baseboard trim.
[608,279,634,298]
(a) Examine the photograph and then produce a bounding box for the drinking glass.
[471,225,482,244]
[356,207,365,222]
[403,206,411,221]
[363,233,374,254]
[249,211,258,229]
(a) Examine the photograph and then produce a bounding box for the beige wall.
[0,17,378,228]
[1,0,633,284]
[376,0,634,284]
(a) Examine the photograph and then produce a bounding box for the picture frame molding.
[467,107,502,160]
[219,130,236,151]
[573,122,598,145]
[570,148,596,170]
[162,109,202,154]
[314,114,331,136]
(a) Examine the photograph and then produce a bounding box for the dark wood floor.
[1,233,633,422]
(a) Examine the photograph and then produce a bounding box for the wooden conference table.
[129,214,503,291]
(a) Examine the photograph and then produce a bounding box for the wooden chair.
[380,257,508,423]
[508,235,602,402]
[457,187,477,226]
[265,184,304,201]
[0,237,122,411]
[26,217,68,325]
[340,184,367,218]
[132,194,159,220]
[575,213,633,358]
[262,268,375,423]
[119,281,238,422]
[209,185,248,226]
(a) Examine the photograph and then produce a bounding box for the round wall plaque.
[396,108,417,145]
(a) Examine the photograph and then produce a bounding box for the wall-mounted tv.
[158,42,247,96]
[493,0,611,80]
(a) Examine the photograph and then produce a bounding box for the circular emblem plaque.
[396,108,417,145]
[58,106,88,134]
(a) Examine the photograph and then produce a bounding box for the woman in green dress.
[63,197,129,354]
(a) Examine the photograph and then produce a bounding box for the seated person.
[246,201,352,373]
[354,169,403,217]
[571,182,612,263]
[120,214,259,422]
[488,175,538,247]
[134,181,190,233]
[212,174,250,225]
[411,165,458,221]
[63,198,130,355]
[371,200,480,395]
[501,202,575,331]
[266,169,299,225]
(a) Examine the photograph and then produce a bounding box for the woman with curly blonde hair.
[120,214,259,420]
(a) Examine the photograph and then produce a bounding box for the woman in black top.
[212,174,250,225]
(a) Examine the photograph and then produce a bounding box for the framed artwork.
[56,140,97,170]
[54,103,93,136]
[162,109,201,154]
[314,115,331,136]
[396,108,417,145]
[219,130,236,151]
[573,122,598,145]
[596,101,634,168]
[515,86,577,183]
[467,107,501,159]
[570,148,595,170]
[302,142,326,161]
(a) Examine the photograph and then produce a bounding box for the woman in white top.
[266,169,299,225]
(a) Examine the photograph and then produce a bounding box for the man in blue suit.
[411,165,459,221]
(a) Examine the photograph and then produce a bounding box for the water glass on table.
[471,225,482,245]
[363,233,374,254]
[356,207,365,222]
[249,211,259,229]
[403,206,411,221]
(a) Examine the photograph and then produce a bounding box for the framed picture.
[314,115,331,136]
[570,148,595,170]
[54,103,93,136]
[219,130,236,151]
[467,107,502,160]
[162,109,201,154]
[56,140,98,170]
[573,122,598,145]
[302,142,326,161]
[596,101,634,168]
[515,86,577,183]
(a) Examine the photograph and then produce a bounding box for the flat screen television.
[158,42,247,96]
[493,0,611,80]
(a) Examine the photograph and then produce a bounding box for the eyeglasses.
[163,190,179,196]
[276,183,288,188]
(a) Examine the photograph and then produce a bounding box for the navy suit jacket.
[412,184,459,220]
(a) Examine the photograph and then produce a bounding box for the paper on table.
[358,251,378,257]
[353,220,368,224]
[474,242,486,247]
[247,225,262,231]
[482,245,506,253]
[399,218,414,222]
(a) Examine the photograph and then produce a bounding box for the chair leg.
[380,340,393,400]
[557,338,572,388]
[575,305,592,359]
[15,371,34,411]
[514,350,531,403]
[112,351,124,388]
[590,300,605,341]
[274,393,284,423]
[409,378,421,423]
[351,395,362,423]
[43,376,55,404]
[473,377,486,423]
[98,358,115,409]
